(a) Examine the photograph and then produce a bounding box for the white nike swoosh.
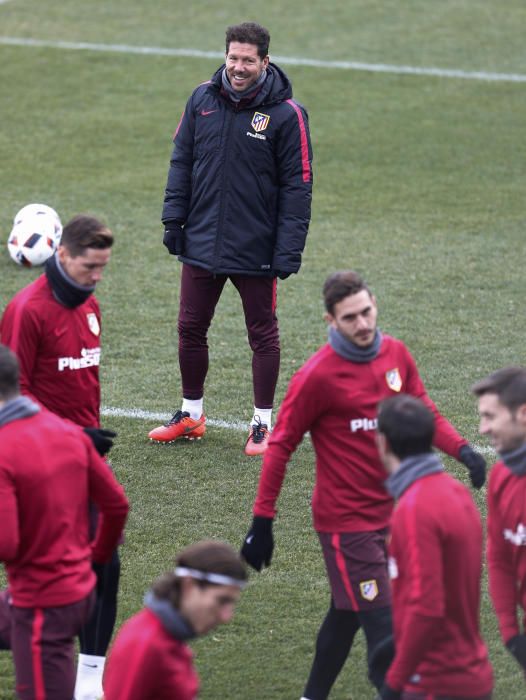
[246,535,254,544]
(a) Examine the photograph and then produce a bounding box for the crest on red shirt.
[385,368,402,392]
[359,579,378,601]
[251,112,270,132]
[87,312,100,337]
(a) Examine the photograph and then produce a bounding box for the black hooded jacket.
[162,63,313,276]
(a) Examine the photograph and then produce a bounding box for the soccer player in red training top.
[472,366,526,677]
[0,215,119,700]
[0,345,129,700]
[375,394,493,700]
[241,270,486,700]
[103,540,247,700]
[148,21,313,456]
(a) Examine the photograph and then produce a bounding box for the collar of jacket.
[210,62,293,108]
[45,253,95,309]
[385,452,444,500]
[144,590,196,641]
[500,442,526,477]
[0,396,40,428]
[328,325,383,363]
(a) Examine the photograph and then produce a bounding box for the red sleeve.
[0,461,19,562]
[402,346,467,459]
[0,299,42,405]
[386,613,438,691]
[387,488,444,689]
[86,437,129,563]
[253,366,324,518]
[486,467,519,642]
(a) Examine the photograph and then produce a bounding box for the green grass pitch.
[1,1,526,697]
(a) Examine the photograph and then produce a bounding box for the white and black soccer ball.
[13,203,62,244]
[7,203,62,267]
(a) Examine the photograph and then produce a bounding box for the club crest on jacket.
[87,313,100,337]
[386,368,402,392]
[251,112,270,132]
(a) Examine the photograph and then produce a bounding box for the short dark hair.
[0,344,20,401]
[151,540,247,608]
[60,215,113,257]
[471,366,526,412]
[322,270,372,315]
[225,22,270,58]
[377,394,435,459]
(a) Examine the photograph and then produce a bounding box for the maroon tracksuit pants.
[178,263,280,408]
[0,589,94,700]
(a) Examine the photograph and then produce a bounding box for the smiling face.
[325,289,378,347]
[478,392,526,453]
[225,41,269,92]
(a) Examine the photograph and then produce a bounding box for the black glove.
[162,222,185,256]
[376,685,402,700]
[506,634,526,669]
[274,270,291,280]
[459,445,486,489]
[241,516,274,572]
[84,427,117,457]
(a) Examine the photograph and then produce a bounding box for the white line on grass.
[1,36,526,83]
[101,405,246,432]
[101,404,496,455]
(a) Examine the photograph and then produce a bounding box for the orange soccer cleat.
[244,418,270,456]
[148,411,206,443]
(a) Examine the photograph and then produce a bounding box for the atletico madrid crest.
[359,580,379,601]
[251,112,270,132]
[87,313,100,337]
[385,368,402,392]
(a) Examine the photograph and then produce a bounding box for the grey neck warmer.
[328,326,382,363]
[500,442,526,477]
[385,452,444,500]
[221,67,269,104]
[0,396,40,428]
[144,590,196,641]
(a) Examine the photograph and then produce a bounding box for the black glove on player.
[162,222,185,256]
[241,516,274,572]
[274,270,291,280]
[376,685,402,700]
[506,634,526,669]
[84,427,117,457]
[459,445,486,489]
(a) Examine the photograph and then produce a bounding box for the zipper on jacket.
[212,107,236,273]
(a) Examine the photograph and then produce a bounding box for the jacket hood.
[210,62,293,106]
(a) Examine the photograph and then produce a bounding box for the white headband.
[174,566,248,590]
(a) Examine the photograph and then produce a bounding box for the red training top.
[386,472,493,696]
[254,337,467,532]
[0,409,129,607]
[0,274,102,428]
[487,460,526,643]
[103,608,199,700]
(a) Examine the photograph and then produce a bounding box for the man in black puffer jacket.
[150,21,313,456]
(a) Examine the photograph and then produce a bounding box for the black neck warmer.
[45,253,95,309]
[500,442,526,477]
[328,326,383,363]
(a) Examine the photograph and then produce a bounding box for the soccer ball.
[13,203,62,244]
[7,204,62,267]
